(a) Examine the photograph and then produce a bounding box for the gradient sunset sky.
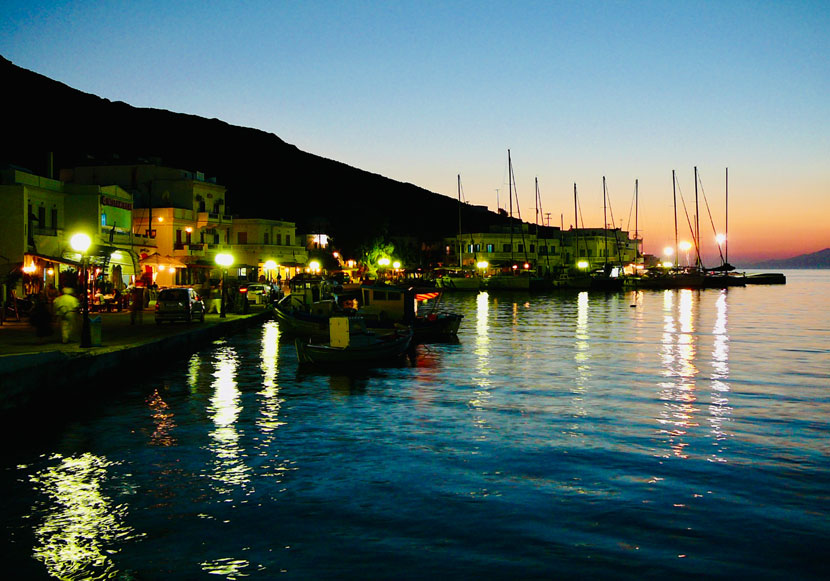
[2,0,827,262]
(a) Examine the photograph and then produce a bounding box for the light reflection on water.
[28,453,141,580]
[4,271,830,579]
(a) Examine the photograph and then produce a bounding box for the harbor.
[0,270,826,579]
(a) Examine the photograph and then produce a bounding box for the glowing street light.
[378,257,391,267]
[577,260,590,270]
[308,260,321,273]
[715,233,727,245]
[70,233,92,347]
[392,260,401,270]
[215,253,234,318]
[663,246,674,257]
[680,241,693,267]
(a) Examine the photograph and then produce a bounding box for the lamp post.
[215,253,234,318]
[70,233,92,348]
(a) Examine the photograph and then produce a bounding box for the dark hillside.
[1,55,504,256]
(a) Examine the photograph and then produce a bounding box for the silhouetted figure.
[53,287,79,343]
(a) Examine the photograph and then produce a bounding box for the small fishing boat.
[358,285,462,339]
[294,317,413,366]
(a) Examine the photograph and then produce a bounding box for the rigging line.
[697,173,726,265]
[626,183,636,233]
[510,160,529,262]
[605,182,625,265]
[674,173,698,251]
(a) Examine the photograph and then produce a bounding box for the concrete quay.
[0,306,272,416]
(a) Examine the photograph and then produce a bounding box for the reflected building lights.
[658,289,700,459]
[147,389,177,447]
[709,291,732,459]
[470,292,492,435]
[569,292,590,427]
[28,453,140,579]
[208,346,250,493]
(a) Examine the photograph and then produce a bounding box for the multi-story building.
[230,218,308,282]
[0,167,149,300]
[445,224,638,275]
[63,163,233,287]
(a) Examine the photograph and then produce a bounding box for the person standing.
[53,287,79,344]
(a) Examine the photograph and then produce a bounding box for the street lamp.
[215,253,234,318]
[70,233,92,348]
[264,260,277,283]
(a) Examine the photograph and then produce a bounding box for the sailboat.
[485,150,534,291]
[436,175,484,291]
[699,167,746,288]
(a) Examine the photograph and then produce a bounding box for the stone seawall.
[0,312,269,417]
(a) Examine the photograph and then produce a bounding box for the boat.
[272,274,355,337]
[294,317,413,366]
[358,285,463,339]
[435,268,483,291]
[744,272,786,284]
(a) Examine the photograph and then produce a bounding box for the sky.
[2,0,828,262]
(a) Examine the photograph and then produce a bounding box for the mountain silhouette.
[1,55,506,259]
[745,248,830,269]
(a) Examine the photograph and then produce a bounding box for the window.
[486,244,494,253]
[502,244,511,253]
[517,244,524,253]
[51,208,58,229]
[286,235,290,245]
[387,292,401,301]
[529,244,534,253]
[474,243,481,252]
[276,233,282,245]
[176,230,182,244]
[38,206,46,226]
[467,244,473,253]
[101,213,107,227]
[264,232,269,244]
[238,232,247,244]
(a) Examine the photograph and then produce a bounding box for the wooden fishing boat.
[294,317,413,366]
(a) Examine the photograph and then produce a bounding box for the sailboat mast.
[603,176,608,267]
[508,149,514,265]
[672,170,678,265]
[694,166,701,269]
[725,167,729,265]
[635,178,639,264]
[573,183,579,268]
[457,174,463,269]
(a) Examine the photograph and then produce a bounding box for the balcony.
[196,212,233,228]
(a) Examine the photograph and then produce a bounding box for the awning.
[139,253,187,269]
[26,252,81,268]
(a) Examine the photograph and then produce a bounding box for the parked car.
[155,287,205,324]
[240,283,271,305]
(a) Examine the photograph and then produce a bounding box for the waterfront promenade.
[0,304,271,415]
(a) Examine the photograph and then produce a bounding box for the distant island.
[742,248,830,269]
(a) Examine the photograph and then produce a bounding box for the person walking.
[53,287,79,344]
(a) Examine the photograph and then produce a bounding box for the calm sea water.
[2,270,828,579]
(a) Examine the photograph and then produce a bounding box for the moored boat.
[294,317,413,366]
[744,272,786,284]
[359,285,463,339]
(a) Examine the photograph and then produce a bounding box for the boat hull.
[294,330,413,366]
